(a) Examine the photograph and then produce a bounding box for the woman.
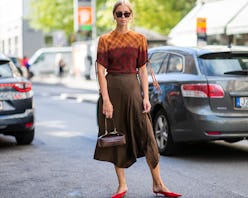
[94,1,182,198]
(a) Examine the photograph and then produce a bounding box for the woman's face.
[113,4,132,27]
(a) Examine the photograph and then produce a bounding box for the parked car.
[148,45,248,155]
[0,53,34,144]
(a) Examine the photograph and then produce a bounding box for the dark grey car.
[0,53,34,144]
[148,46,248,155]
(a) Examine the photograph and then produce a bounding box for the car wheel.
[15,129,34,145]
[153,109,179,155]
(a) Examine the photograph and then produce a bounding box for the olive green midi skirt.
[94,73,159,168]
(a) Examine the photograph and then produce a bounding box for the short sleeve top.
[96,30,148,74]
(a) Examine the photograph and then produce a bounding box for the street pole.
[73,0,78,33]
[91,0,97,40]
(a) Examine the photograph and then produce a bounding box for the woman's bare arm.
[97,63,113,118]
[138,64,151,113]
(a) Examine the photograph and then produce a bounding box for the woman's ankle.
[153,183,169,192]
[116,184,128,193]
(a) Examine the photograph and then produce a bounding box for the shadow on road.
[0,135,17,148]
[174,140,248,162]
[1,133,247,162]
[0,135,44,151]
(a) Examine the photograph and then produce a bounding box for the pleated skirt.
[94,73,159,168]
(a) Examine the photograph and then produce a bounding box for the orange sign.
[196,18,207,33]
[78,6,92,25]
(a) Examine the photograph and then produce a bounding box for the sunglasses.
[115,11,131,18]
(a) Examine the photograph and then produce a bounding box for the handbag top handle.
[104,118,118,135]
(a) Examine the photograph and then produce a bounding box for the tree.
[28,0,196,40]
[28,0,73,37]
[96,0,196,35]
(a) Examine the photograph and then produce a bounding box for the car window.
[167,54,183,73]
[149,52,168,74]
[0,62,13,78]
[200,53,248,76]
[10,61,22,77]
[9,57,22,68]
[158,55,169,74]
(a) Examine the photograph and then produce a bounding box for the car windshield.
[0,62,13,78]
[199,53,248,76]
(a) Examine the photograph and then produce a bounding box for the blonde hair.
[112,0,133,14]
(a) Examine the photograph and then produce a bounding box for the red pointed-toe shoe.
[111,191,127,198]
[153,190,182,197]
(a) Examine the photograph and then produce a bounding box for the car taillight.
[206,131,222,135]
[181,84,224,98]
[0,82,32,92]
[12,82,32,92]
[25,122,33,128]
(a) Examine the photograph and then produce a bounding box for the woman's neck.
[115,26,129,34]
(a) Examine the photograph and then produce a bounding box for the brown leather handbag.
[97,118,126,148]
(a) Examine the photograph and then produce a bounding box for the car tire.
[153,109,179,155]
[15,129,35,145]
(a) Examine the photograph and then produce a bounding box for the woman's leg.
[114,165,128,193]
[145,156,170,193]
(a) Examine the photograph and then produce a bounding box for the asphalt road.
[0,84,248,198]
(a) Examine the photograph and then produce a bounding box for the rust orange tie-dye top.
[96,30,148,74]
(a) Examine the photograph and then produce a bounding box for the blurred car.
[148,45,248,155]
[28,47,72,76]
[0,53,34,144]
[8,56,29,79]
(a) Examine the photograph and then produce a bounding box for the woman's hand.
[142,98,151,113]
[103,100,113,118]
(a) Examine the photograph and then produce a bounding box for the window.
[0,62,13,78]
[14,36,18,55]
[1,40,4,53]
[167,54,183,73]
[149,52,168,74]
[200,53,248,76]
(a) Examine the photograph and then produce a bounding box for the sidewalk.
[31,75,98,91]
[31,75,99,103]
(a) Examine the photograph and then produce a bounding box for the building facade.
[0,0,45,58]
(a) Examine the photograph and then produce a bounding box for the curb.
[60,93,99,103]
[31,75,99,103]
[31,75,98,91]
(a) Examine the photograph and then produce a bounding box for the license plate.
[0,101,3,111]
[235,97,248,109]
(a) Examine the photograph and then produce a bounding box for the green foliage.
[28,0,73,37]
[28,0,196,38]
[96,0,196,35]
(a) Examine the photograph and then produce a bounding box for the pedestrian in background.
[55,53,66,77]
[93,1,182,198]
[21,55,33,79]
[21,55,30,71]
